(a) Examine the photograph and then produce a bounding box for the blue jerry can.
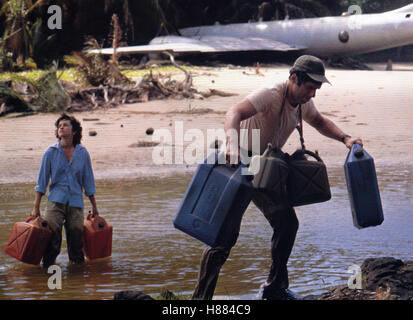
[174,153,254,247]
[344,144,384,229]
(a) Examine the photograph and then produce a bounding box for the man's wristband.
[341,134,352,143]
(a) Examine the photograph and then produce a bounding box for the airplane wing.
[90,35,306,55]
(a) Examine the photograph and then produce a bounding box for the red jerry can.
[4,216,52,265]
[82,213,113,260]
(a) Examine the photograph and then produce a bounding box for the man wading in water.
[31,113,99,268]
[192,55,363,300]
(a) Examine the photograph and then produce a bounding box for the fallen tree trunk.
[65,71,236,112]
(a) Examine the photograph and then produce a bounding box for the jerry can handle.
[351,143,363,151]
[206,151,249,167]
[352,143,364,158]
[205,151,226,165]
[25,216,49,228]
[87,210,104,223]
[262,143,273,157]
[86,210,94,220]
[263,143,284,157]
[25,215,43,223]
[302,150,324,163]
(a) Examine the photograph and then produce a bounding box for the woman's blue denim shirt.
[35,142,96,208]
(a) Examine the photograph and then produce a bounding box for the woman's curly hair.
[55,113,82,146]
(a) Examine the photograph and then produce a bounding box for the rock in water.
[304,257,413,300]
[114,290,154,300]
[361,257,413,300]
[160,288,177,300]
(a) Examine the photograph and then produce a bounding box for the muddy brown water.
[0,164,412,300]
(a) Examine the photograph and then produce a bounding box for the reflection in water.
[0,164,412,300]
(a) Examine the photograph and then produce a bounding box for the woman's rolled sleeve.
[82,150,96,197]
[34,150,51,194]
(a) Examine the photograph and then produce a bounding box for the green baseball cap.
[291,55,331,85]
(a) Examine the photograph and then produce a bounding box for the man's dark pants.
[192,191,299,300]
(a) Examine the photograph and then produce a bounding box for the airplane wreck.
[92,4,413,59]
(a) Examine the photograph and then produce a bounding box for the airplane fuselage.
[180,10,413,56]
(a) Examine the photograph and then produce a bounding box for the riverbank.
[1,62,413,185]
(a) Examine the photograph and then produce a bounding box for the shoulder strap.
[296,104,305,150]
[279,85,305,150]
